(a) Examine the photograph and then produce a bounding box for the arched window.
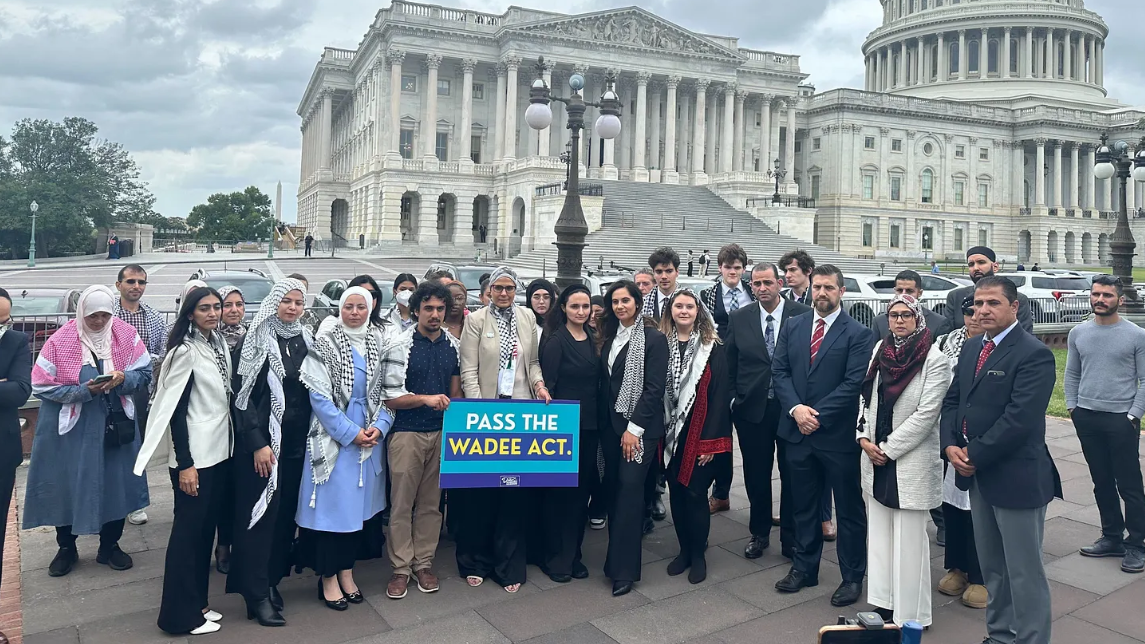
[1010,39,1020,74]
[893,54,901,85]
[898,0,904,17]
[950,42,960,74]
[988,40,999,74]
[968,40,980,73]
[931,44,939,79]
[921,169,934,203]
[1057,43,1065,77]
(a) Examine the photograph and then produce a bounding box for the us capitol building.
[296,0,1145,265]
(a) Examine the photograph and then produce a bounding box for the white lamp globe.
[569,74,585,91]
[595,113,622,140]
[1094,162,1116,181]
[1133,164,1145,183]
[525,102,553,130]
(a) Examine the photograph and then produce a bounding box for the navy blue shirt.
[393,330,460,432]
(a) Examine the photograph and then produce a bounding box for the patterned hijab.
[861,293,933,412]
[234,278,309,411]
[488,267,520,370]
[216,285,247,349]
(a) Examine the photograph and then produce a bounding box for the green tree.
[186,186,275,242]
[0,117,158,258]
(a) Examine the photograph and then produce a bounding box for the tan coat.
[460,306,544,399]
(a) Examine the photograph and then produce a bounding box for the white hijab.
[77,285,117,367]
[335,287,373,354]
[180,279,209,303]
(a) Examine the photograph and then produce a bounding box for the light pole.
[525,56,623,291]
[268,219,275,259]
[766,158,787,205]
[28,201,38,268]
[1093,132,1145,310]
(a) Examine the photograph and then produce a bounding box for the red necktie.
[810,319,826,364]
[964,339,997,440]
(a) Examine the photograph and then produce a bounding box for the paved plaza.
[1,416,1141,644]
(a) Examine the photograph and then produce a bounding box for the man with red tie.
[942,275,1060,644]
[771,265,873,607]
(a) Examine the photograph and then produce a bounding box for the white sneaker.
[190,620,221,635]
[127,510,148,525]
[203,609,222,622]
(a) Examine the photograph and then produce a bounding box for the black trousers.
[942,502,983,585]
[452,487,528,586]
[667,449,722,561]
[56,520,124,552]
[1073,407,1145,549]
[601,428,653,583]
[538,431,598,576]
[711,444,733,501]
[783,439,866,582]
[588,440,608,520]
[642,441,662,519]
[215,458,234,548]
[737,399,787,541]
[227,454,304,602]
[132,391,150,440]
[159,464,223,634]
[0,458,15,593]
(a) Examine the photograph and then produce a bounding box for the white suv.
[995,272,1091,323]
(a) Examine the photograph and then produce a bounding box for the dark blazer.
[231,334,312,458]
[599,325,669,442]
[781,287,812,306]
[941,323,1062,509]
[700,279,755,340]
[944,283,1033,333]
[772,309,874,452]
[873,307,951,339]
[0,331,31,470]
[726,299,811,424]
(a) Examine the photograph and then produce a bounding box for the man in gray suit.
[943,246,1033,333]
[871,270,951,339]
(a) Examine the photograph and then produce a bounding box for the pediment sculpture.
[517,12,726,56]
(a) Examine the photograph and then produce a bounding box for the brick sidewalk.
[1,486,22,644]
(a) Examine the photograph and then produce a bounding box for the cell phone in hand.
[91,374,114,384]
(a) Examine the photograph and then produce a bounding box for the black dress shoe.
[548,573,572,583]
[652,497,667,521]
[48,546,78,577]
[872,606,893,622]
[611,581,633,596]
[246,597,286,627]
[318,579,348,611]
[642,517,655,535]
[268,585,284,612]
[687,556,707,584]
[775,569,818,593]
[1080,536,1126,558]
[571,561,589,579]
[830,581,863,607]
[744,536,769,559]
[214,545,230,575]
[666,555,690,576]
[1122,547,1145,573]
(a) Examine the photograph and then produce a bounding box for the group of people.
[0,239,1140,643]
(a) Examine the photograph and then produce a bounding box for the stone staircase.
[508,180,881,274]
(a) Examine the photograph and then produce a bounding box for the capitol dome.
[861,0,1110,105]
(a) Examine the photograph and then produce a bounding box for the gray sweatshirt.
[1064,318,1145,418]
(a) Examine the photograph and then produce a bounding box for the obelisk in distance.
[275,181,283,222]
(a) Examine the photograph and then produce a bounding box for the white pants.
[866,494,932,627]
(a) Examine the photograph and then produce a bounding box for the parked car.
[582,269,632,296]
[6,288,82,357]
[995,272,1092,323]
[313,278,397,324]
[857,273,965,316]
[179,268,275,321]
[426,262,527,304]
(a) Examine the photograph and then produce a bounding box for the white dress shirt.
[983,319,1018,347]
[607,321,647,438]
[759,298,786,339]
[722,281,745,312]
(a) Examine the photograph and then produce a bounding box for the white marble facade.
[296,1,806,253]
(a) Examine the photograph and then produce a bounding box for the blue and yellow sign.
[439,399,580,488]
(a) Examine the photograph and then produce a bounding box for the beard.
[1093,303,1118,316]
[814,298,836,314]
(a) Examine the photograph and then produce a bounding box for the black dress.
[226,334,311,604]
[534,326,600,577]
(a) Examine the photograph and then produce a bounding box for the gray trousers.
[969,479,1051,644]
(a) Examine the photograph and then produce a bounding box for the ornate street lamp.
[766,158,787,205]
[525,57,622,291]
[28,201,38,268]
[1093,132,1145,310]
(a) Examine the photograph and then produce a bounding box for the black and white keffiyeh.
[190,327,231,391]
[488,267,520,370]
[614,322,647,421]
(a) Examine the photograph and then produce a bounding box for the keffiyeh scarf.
[614,322,647,421]
[190,327,231,391]
[490,304,519,370]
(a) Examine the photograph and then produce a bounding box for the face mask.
[396,290,412,307]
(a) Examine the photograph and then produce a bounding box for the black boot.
[246,597,286,627]
[268,585,284,611]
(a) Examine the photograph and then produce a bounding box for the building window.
[949,42,959,74]
[862,222,873,247]
[401,74,417,93]
[923,142,934,155]
[979,228,989,246]
[892,139,903,152]
[954,227,964,250]
[955,145,965,158]
[1010,39,1020,74]
[954,181,965,205]
[812,137,821,151]
[987,40,999,74]
[473,82,484,100]
[795,141,803,153]
[863,175,874,199]
[890,224,901,248]
[922,225,934,250]
[968,40,980,73]
[978,183,989,206]
[811,175,821,200]
[399,129,414,159]
[437,79,451,96]
[890,176,902,201]
[979,147,990,160]
[471,136,482,163]
[921,169,934,203]
[434,132,449,161]
[865,136,876,150]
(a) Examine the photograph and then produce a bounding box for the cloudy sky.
[0,0,1140,223]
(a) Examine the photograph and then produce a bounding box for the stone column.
[574,64,590,173]
[422,54,442,159]
[691,79,709,183]
[784,98,797,185]
[1052,141,1063,207]
[874,49,883,91]
[898,42,907,87]
[1087,36,1095,83]
[320,90,333,170]
[663,76,679,183]
[493,64,506,161]
[1002,27,1012,79]
[1063,31,1073,81]
[458,59,476,166]
[1046,29,1055,79]
[705,91,718,174]
[618,80,632,172]
[720,83,736,173]
[538,60,553,157]
[937,33,946,82]
[502,57,520,160]
[418,189,439,246]
[678,89,691,179]
[602,70,619,179]
[1012,140,1025,207]
[1105,173,1114,212]
[1034,139,1046,206]
[733,90,746,171]
[1070,143,1080,209]
[1097,39,1104,87]
[1025,28,1034,78]
[632,72,650,181]
[770,96,781,166]
[1128,146,1138,210]
[1086,144,1097,210]
[759,94,772,174]
[387,50,405,156]
[958,30,967,80]
[650,81,662,178]
[905,130,915,202]
[916,38,925,85]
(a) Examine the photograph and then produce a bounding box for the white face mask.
[395,290,413,307]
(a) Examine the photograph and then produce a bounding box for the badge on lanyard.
[498,346,518,397]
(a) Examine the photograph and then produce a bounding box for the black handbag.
[103,394,136,448]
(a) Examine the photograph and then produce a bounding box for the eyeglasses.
[121,279,147,286]
[961,306,976,316]
[887,312,915,321]
[491,285,516,294]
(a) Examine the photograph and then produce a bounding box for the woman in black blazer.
[597,280,669,597]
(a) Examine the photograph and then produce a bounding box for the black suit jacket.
[700,279,755,340]
[873,307,951,339]
[599,325,669,442]
[726,300,811,424]
[940,324,1062,509]
[944,283,1033,333]
[0,331,32,470]
[772,309,874,452]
